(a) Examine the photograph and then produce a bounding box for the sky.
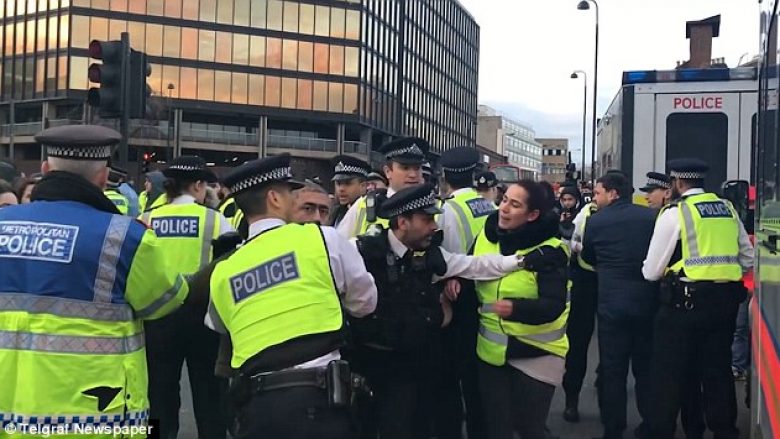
[457,0,758,164]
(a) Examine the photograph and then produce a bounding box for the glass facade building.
[0,0,479,171]
[501,117,541,180]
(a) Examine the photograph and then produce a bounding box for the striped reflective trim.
[479,324,508,346]
[0,410,148,427]
[200,209,217,268]
[0,330,144,354]
[134,275,185,319]
[479,323,566,346]
[685,255,740,266]
[93,216,132,303]
[679,202,701,259]
[0,293,133,322]
[445,200,473,253]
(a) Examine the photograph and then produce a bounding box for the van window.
[666,112,728,192]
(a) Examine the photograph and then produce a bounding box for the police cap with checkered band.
[667,158,709,180]
[36,125,121,161]
[640,171,672,192]
[378,137,429,165]
[440,146,480,176]
[330,155,371,182]
[162,156,218,183]
[223,154,304,195]
[378,184,442,219]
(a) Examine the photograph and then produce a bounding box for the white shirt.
[205,218,378,369]
[642,188,754,281]
[169,194,235,236]
[437,188,481,254]
[568,205,591,254]
[336,187,397,239]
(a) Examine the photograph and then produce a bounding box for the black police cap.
[440,146,480,174]
[162,156,218,183]
[668,158,709,180]
[378,184,442,219]
[36,125,121,161]
[475,171,498,189]
[366,171,388,185]
[331,155,371,182]
[223,154,304,195]
[378,137,429,165]
[640,171,672,192]
[108,165,128,184]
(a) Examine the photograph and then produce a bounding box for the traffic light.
[87,40,125,118]
[128,50,152,119]
[141,150,155,173]
[565,162,577,181]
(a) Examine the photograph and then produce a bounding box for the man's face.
[397,213,439,250]
[560,194,577,209]
[593,182,617,209]
[384,162,422,191]
[645,188,671,210]
[334,178,366,206]
[291,190,331,224]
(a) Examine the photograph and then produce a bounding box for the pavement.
[176,334,753,438]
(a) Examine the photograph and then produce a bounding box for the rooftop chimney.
[685,15,720,68]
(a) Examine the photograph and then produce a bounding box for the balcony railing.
[181,128,258,146]
[343,140,368,155]
[267,135,337,152]
[0,122,43,136]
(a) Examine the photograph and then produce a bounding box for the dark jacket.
[581,198,658,320]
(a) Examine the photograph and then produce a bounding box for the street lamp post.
[577,0,598,184]
[571,70,587,181]
[166,83,175,159]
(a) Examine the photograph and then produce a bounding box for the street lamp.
[571,70,587,181]
[577,0,598,183]
[166,83,175,159]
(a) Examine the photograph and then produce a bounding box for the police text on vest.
[0,221,78,263]
[230,253,300,302]
[694,201,733,219]
[466,198,496,217]
[151,216,200,237]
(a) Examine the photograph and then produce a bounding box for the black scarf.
[31,171,121,214]
[483,210,560,256]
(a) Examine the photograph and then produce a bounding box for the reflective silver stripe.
[679,202,701,259]
[135,275,185,319]
[201,209,217,268]
[93,215,132,303]
[445,200,473,252]
[141,211,151,224]
[479,324,508,346]
[0,410,148,426]
[0,293,134,322]
[354,203,366,237]
[685,255,741,266]
[0,330,144,354]
[479,323,566,346]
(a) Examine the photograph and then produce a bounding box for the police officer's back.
[0,125,189,435]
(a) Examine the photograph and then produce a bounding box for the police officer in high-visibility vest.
[0,125,189,436]
[198,154,377,439]
[473,180,570,439]
[336,137,427,238]
[104,165,131,215]
[348,183,528,439]
[475,171,499,205]
[139,156,234,439]
[642,159,754,439]
[328,155,370,227]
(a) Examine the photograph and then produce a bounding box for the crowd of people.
[0,124,754,439]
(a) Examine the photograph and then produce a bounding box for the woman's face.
[498,184,539,230]
[0,192,18,208]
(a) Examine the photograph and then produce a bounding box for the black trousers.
[145,307,227,439]
[478,361,556,439]
[233,386,354,439]
[562,270,598,404]
[431,326,466,439]
[596,315,653,438]
[648,298,740,439]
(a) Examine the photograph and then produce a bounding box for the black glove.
[212,232,242,259]
[523,246,566,273]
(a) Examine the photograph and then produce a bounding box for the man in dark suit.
[581,171,658,439]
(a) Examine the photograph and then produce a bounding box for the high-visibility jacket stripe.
[93,216,131,303]
[0,330,144,354]
[135,275,185,319]
[0,294,134,322]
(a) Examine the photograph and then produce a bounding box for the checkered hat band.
[230,166,293,192]
[47,145,112,159]
[334,163,368,176]
[169,164,203,171]
[647,178,670,188]
[386,192,437,217]
[443,163,476,173]
[386,144,425,159]
[670,171,705,179]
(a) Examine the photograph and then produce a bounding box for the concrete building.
[0,0,480,179]
[538,137,568,183]
[476,104,542,180]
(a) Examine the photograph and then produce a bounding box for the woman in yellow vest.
[472,180,570,439]
[139,156,234,439]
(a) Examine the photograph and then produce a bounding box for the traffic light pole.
[118,32,130,168]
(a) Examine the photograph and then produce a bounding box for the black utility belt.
[659,280,746,310]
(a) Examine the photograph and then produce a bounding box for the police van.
[597,66,757,203]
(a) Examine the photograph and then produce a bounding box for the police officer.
[475,171,499,205]
[0,125,189,435]
[139,156,233,439]
[104,165,131,215]
[199,154,377,439]
[329,155,370,227]
[643,159,754,439]
[366,170,388,192]
[336,137,427,238]
[349,183,527,439]
[640,172,672,210]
